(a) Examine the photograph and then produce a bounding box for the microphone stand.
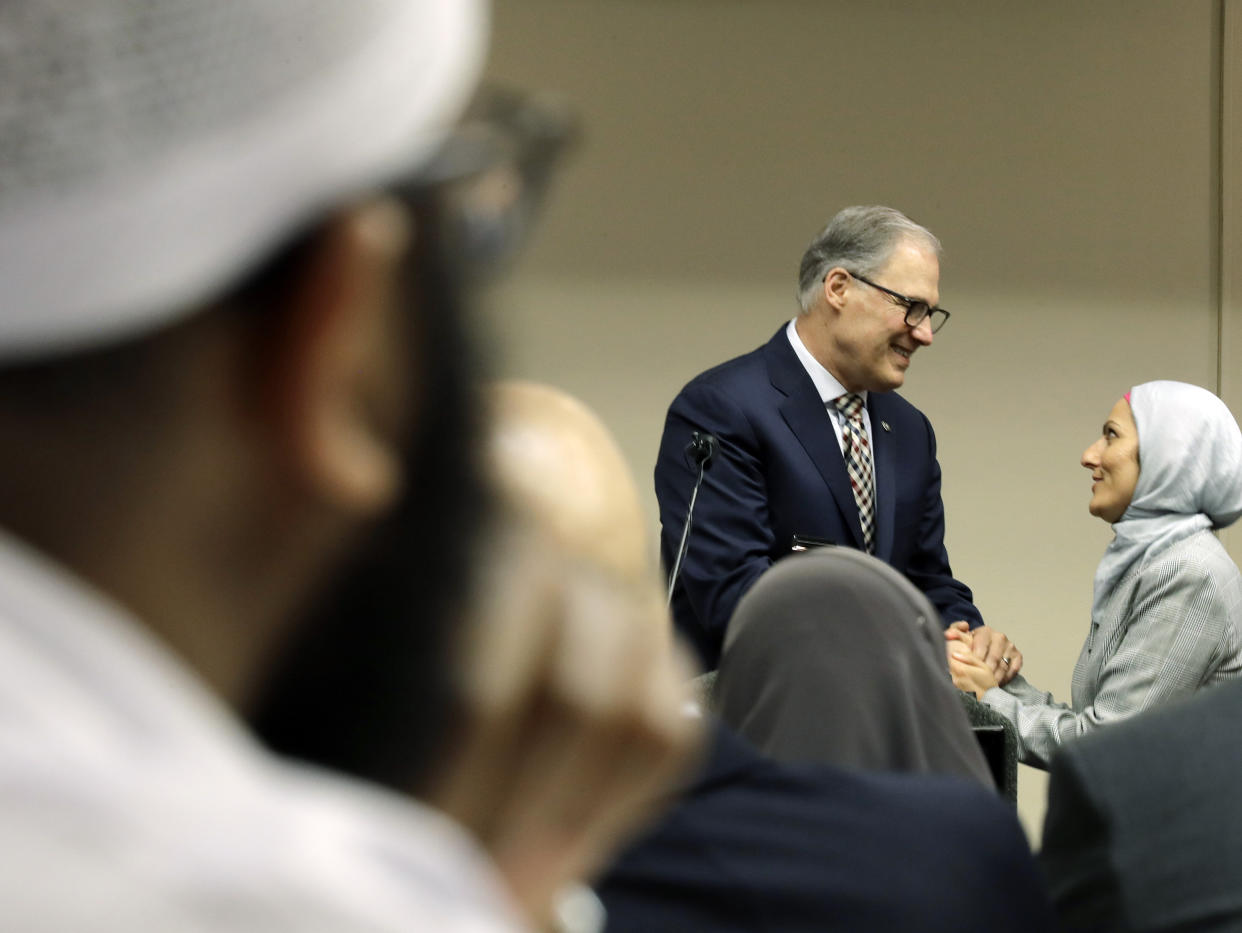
[666,432,715,607]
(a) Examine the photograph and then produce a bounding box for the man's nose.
[910,315,934,345]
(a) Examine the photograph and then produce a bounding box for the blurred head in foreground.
[0,2,494,724]
[0,0,598,786]
[486,380,656,588]
[411,387,699,921]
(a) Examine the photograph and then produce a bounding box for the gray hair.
[796,206,941,311]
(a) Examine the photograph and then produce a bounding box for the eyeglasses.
[399,83,579,281]
[849,272,950,334]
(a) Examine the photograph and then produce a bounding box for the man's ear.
[822,267,851,312]
[263,199,417,516]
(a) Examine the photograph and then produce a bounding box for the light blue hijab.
[1092,381,1242,618]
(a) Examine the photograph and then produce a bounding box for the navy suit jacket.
[597,724,1055,933]
[656,325,981,667]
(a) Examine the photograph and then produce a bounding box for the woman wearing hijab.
[950,380,1242,769]
[715,546,996,788]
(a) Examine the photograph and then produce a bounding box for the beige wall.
[482,0,1234,840]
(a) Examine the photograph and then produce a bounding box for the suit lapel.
[763,330,866,550]
[868,394,896,562]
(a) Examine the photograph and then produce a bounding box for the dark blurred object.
[420,84,579,279]
[959,692,1018,802]
[1040,678,1242,932]
[597,723,1055,933]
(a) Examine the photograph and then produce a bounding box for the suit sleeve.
[655,381,775,668]
[1038,747,1123,931]
[901,412,983,628]
[982,552,1234,768]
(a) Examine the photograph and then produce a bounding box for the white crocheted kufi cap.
[0,0,488,360]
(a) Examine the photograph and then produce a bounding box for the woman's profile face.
[1081,397,1141,523]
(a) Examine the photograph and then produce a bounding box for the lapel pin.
[880,421,891,432]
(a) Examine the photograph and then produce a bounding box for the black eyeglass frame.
[848,272,950,334]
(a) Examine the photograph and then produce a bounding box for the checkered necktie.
[833,393,875,554]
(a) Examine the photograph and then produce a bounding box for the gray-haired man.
[656,205,1017,679]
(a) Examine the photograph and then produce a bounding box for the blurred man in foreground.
[0,3,697,929]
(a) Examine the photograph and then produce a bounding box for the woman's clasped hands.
[944,622,1017,700]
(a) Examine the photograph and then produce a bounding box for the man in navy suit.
[656,205,1016,674]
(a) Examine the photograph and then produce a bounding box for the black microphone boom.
[667,431,717,606]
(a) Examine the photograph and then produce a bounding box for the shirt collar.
[785,317,867,407]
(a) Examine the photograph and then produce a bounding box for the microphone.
[667,431,718,606]
[688,431,716,469]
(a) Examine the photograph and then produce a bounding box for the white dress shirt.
[0,527,524,932]
[785,317,873,454]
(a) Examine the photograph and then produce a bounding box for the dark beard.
[247,212,495,794]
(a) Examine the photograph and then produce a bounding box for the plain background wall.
[480,0,1233,840]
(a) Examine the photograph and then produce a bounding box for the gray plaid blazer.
[983,529,1242,768]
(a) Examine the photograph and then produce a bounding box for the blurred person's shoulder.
[0,756,524,931]
[811,767,1054,932]
[604,726,1053,933]
[1041,679,1242,931]
[0,529,523,932]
